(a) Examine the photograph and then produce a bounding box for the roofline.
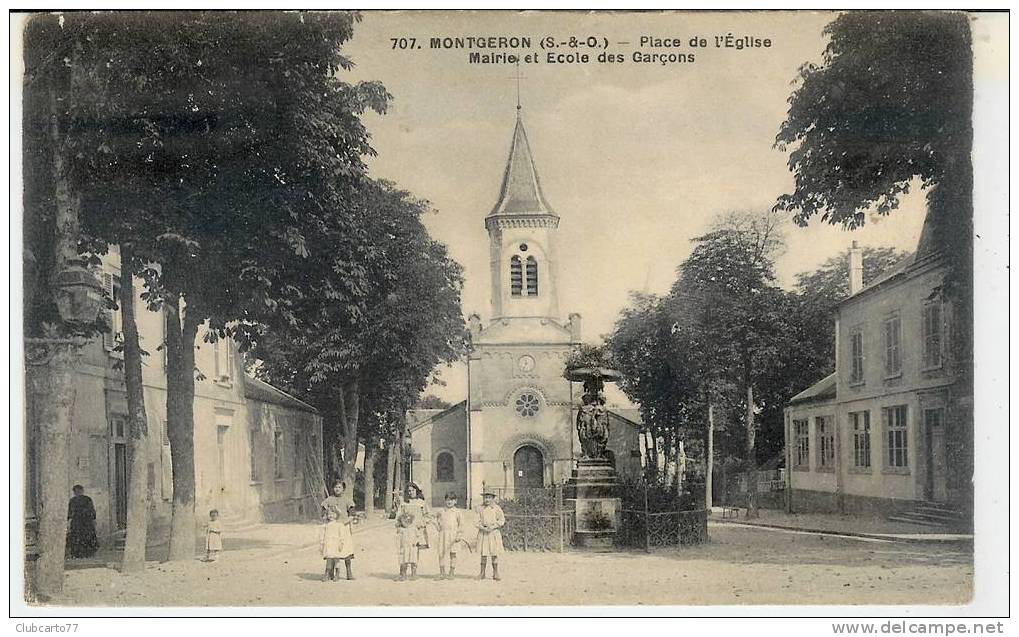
[839,251,945,307]
[407,400,467,432]
[243,375,319,414]
[607,408,642,428]
[787,372,838,406]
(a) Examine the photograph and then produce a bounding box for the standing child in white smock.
[436,492,465,580]
[475,491,505,581]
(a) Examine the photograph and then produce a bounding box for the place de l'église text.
[390,34,773,66]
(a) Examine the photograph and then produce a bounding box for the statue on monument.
[577,379,610,459]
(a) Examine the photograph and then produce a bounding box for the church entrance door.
[513,445,544,491]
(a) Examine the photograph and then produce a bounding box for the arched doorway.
[513,445,544,491]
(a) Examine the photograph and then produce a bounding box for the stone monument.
[563,365,623,549]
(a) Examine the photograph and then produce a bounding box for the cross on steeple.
[510,61,525,111]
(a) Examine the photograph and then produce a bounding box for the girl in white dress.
[436,492,465,579]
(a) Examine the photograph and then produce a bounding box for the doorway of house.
[513,445,544,492]
[924,408,948,502]
[217,425,229,499]
[110,416,128,530]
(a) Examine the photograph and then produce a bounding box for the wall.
[784,256,960,513]
[245,396,323,522]
[408,404,469,507]
[25,250,323,552]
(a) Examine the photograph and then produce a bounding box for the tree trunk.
[706,402,714,511]
[165,295,200,561]
[30,345,77,598]
[119,244,150,573]
[363,443,377,515]
[394,432,406,505]
[336,379,361,489]
[32,71,80,598]
[649,432,660,483]
[383,438,396,515]
[745,383,759,518]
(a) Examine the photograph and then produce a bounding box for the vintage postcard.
[11,8,1008,620]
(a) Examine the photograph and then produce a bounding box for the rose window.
[515,393,540,417]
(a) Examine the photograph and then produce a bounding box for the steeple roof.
[488,112,557,219]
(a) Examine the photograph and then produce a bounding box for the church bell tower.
[485,108,561,321]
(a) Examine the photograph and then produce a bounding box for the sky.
[341,11,929,404]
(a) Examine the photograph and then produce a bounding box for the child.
[396,510,418,581]
[321,509,344,581]
[436,492,465,580]
[320,481,356,580]
[476,491,505,581]
[205,509,222,562]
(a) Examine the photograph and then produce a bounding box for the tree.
[667,211,791,517]
[606,294,699,483]
[24,10,388,561]
[254,180,465,493]
[118,242,150,573]
[775,10,973,410]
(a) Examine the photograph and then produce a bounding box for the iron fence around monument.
[491,485,575,553]
[617,479,709,551]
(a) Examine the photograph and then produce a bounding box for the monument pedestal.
[565,458,621,549]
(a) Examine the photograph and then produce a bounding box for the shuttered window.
[510,256,522,296]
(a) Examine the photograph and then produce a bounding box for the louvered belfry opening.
[510,255,523,296]
[525,256,538,296]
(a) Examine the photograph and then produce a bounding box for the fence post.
[643,481,651,554]
[556,485,564,553]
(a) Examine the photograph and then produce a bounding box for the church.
[408,107,642,508]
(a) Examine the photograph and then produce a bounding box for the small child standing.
[476,491,505,581]
[396,510,418,581]
[436,492,465,580]
[321,509,344,581]
[205,509,222,562]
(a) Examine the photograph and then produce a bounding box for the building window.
[816,416,835,470]
[849,328,864,384]
[214,338,233,382]
[884,314,902,376]
[273,428,284,479]
[525,256,538,296]
[510,256,523,297]
[793,419,809,468]
[515,392,540,417]
[923,301,943,369]
[249,429,260,482]
[883,405,909,469]
[103,273,123,354]
[850,411,871,468]
[436,452,454,482]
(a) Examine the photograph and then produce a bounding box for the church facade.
[408,110,641,508]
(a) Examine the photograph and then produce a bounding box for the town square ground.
[45,516,972,607]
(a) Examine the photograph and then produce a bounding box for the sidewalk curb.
[710,519,973,544]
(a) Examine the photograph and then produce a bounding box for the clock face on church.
[518,354,535,372]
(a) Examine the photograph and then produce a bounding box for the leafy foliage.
[563,343,614,372]
[253,180,466,482]
[776,10,973,387]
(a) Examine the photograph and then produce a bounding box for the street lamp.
[52,261,105,330]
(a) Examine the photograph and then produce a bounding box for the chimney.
[849,241,863,295]
[567,313,582,342]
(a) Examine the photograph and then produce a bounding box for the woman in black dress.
[66,485,98,558]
